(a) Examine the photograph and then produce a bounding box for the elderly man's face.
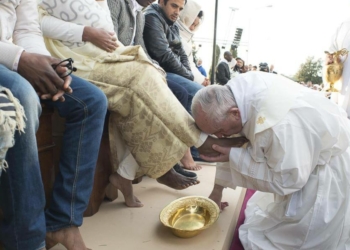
[195,107,243,138]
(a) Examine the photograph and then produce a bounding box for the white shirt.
[0,0,50,70]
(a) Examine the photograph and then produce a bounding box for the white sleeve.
[218,123,322,195]
[13,0,50,56]
[41,15,85,43]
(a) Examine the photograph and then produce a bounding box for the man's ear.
[228,107,240,120]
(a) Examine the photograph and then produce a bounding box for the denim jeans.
[166,73,203,158]
[166,72,203,114]
[0,65,107,250]
[167,78,188,109]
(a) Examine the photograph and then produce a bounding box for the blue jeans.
[166,73,202,158]
[167,78,188,109]
[166,72,203,114]
[0,65,107,250]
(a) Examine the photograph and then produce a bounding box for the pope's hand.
[200,144,230,162]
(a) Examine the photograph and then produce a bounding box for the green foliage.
[294,56,323,84]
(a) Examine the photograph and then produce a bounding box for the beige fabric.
[87,58,200,178]
[40,4,201,178]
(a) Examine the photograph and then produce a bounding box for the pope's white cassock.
[327,18,350,117]
[215,72,350,249]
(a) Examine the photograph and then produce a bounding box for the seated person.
[107,0,200,171]
[177,0,209,86]
[0,0,108,249]
[38,0,247,207]
[143,0,205,163]
[143,0,203,112]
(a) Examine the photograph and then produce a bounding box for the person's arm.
[41,15,85,44]
[216,63,229,85]
[2,0,72,101]
[13,0,50,56]
[222,125,320,195]
[201,67,207,77]
[144,14,194,80]
[41,15,118,52]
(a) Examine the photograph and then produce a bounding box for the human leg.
[166,78,188,109]
[165,72,203,114]
[44,75,107,249]
[88,61,201,179]
[180,149,202,171]
[166,78,202,171]
[108,120,143,207]
[0,65,45,250]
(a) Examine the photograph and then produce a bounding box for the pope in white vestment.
[192,72,350,250]
[325,18,350,117]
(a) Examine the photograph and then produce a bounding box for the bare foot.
[109,173,143,207]
[157,168,200,189]
[209,184,229,212]
[46,227,90,250]
[180,149,202,171]
[181,162,202,171]
[198,136,248,156]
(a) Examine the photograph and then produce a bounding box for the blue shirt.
[197,65,207,77]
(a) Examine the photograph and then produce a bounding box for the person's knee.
[89,87,108,114]
[0,72,41,128]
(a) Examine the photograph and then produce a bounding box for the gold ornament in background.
[324,48,349,92]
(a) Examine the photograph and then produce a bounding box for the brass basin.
[160,196,220,238]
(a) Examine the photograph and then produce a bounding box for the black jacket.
[216,61,230,85]
[143,4,194,81]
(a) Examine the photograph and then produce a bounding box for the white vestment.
[327,18,350,117]
[215,72,350,249]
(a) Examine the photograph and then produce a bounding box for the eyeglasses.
[52,58,77,78]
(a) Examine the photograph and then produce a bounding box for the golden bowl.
[160,196,220,238]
